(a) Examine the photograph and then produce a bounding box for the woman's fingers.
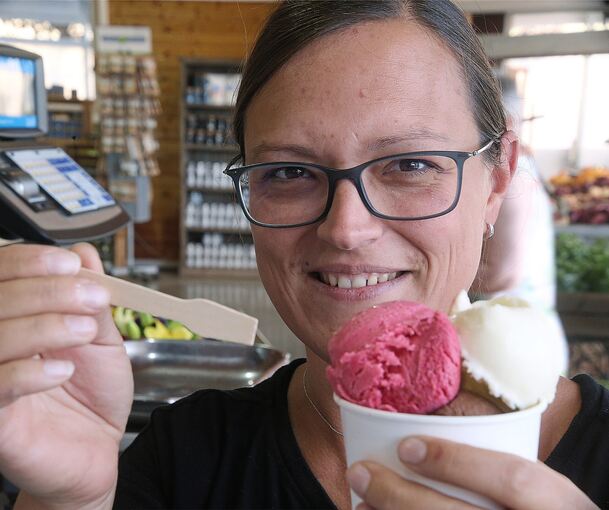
[0,357,74,407]
[396,436,598,510]
[0,276,110,320]
[0,245,109,325]
[0,313,98,364]
[347,461,480,510]
[71,243,104,273]
[70,243,123,347]
[347,438,598,510]
[0,244,81,281]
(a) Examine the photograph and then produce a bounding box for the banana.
[114,307,197,340]
[138,312,155,328]
[144,319,170,339]
[126,320,141,340]
[167,320,195,340]
[113,307,131,337]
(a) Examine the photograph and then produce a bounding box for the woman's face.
[244,19,513,361]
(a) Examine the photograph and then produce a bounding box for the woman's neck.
[301,350,344,437]
[287,351,351,510]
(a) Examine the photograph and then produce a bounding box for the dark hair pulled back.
[233,0,505,164]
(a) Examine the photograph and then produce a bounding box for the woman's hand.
[0,243,133,510]
[346,436,599,509]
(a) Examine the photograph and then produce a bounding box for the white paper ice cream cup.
[335,394,547,510]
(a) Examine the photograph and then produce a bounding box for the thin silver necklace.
[302,367,344,437]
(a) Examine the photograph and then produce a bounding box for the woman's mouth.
[314,271,407,288]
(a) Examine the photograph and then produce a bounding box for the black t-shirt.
[546,373,609,509]
[115,360,609,509]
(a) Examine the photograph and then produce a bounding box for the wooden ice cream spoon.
[78,268,258,346]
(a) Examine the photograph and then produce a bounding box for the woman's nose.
[316,179,383,250]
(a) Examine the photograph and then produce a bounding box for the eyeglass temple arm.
[471,138,498,157]
[224,154,243,174]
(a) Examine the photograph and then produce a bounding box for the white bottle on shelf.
[211,162,220,190]
[195,244,203,268]
[222,162,232,190]
[224,203,231,228]
[201,203,210,227]
[187,162,196,188]
[200,161,208,189]
[186,243,195,267]
[219,244,228,261]
[196,161,205,188]
[212,203,220,228]
[185,203,193,227]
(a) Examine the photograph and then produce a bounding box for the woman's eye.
[272,167,310,179]
[396,159,431,173]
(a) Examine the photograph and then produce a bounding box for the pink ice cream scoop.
[326,301,461,414]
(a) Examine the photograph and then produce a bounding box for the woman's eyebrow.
[368,129,450,151]
[250,129,451,160]
[250,143,319,160]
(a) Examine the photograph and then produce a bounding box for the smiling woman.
[0,1,606,510]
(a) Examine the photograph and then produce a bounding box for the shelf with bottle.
[185,232,256,271]
[185,191,250,232]
[184,70,240,107]
[186,159,234,191]
[180,60,250,276]
[185,111,235,145]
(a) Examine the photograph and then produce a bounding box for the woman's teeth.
[317,272,400,288]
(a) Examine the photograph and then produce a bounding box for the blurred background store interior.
[0,0,608,382]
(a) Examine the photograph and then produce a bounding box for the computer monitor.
[0,44,48,139]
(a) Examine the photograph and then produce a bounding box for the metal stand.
[107,161,159,279]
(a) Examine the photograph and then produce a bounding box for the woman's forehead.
[245,19,477,156]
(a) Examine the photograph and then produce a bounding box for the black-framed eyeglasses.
[224,139,497,228]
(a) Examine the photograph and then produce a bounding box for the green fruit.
[556,233,609,293]
[138,312,155,327]
[126,320,141,339]
[113,307,130,337]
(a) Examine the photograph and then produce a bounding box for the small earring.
[486,222,495,240]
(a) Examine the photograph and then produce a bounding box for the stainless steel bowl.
[125,339,290,404]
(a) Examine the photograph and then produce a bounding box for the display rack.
[96,52,161,176]
[43,97,100,176]
[555,224,609,239]
[179,59,257,278]
[95,49,162,274]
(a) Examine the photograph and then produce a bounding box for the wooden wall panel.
[108,0,276,262]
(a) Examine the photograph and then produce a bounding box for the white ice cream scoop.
[452,293,566,410]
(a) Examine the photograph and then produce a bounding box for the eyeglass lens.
[238,155,459,225]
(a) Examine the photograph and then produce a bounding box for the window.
[0,4,95,100]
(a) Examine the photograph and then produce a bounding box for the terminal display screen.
[5,148,116,215]
[0,56,37,130]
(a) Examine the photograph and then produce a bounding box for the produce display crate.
[557,292,609,381]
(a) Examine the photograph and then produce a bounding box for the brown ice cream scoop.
[433,389,503,416]
[433,369,512,416]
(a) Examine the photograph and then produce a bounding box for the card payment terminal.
[0,145,129,244]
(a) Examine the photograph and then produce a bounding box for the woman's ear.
[485,130,519,225]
